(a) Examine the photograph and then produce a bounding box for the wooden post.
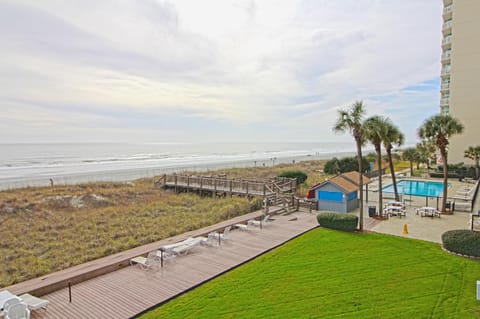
[471,214,474,231]
[174,174,178,192]
[229,180,233,197]
[246,181,249,195]
[263,184,266,197]
[68,282,72,303]
[214,178,217,197]
[187,176,190,193]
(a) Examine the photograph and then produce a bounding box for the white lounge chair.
[208,226,232,243]
[234,223,249,231]
[2,297,21,312]
[130,251,160,270]
[162,236,208,256]
[248,214,271,227]
[5,302,30,319]
[18,294,49,311]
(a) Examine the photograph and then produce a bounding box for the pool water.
[382,180,447,197]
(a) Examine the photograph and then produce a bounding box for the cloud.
[0,0,443,144]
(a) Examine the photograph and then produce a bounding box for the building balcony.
[443,0,452,6]
[441,68,451,77]
[441,83,450,92]
[441,51,451,63]
[442,36,452,49]
[440,98,450,106]
[441,105,450,115]
[443,20,452,35]
[443,5,453,20]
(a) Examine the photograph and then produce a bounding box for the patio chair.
[208,226,232,243]
[5,302,30,319]
[248,214,271,227]
[17,294,49,311]
[129,251,160,270]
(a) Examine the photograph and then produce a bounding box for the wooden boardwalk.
[157,174,296,198]
[31,211,318,319]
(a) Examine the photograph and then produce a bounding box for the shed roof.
[308,171,371,194]
[341,171,372,186]
[329,175,358,193]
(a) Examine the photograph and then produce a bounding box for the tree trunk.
[387,149,399,201]
[409,160,413,177]
[476,159,479,179]
[356,139,364,231]
[375,144,383,217]
[440,147,448,213]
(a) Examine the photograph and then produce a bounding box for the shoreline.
[0,151,355,191]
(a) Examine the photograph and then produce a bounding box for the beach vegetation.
[333,100,366,231]
[0,180,260,287]
[140,229,480,319]
[418,114,464,212]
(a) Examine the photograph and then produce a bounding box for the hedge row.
[278,171,308,184]
[316,212,358,232]
[441,229,480,257]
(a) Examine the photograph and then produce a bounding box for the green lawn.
[140,229,480,319]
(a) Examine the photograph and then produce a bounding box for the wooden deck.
[30,211,319,319]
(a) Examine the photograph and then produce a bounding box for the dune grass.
[140,229,480,319]
[0,180,261,287]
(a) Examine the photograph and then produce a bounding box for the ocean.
[0,142,356,190]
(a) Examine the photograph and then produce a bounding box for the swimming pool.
[382,180,447,197]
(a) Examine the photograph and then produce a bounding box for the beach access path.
[23,209,331,319]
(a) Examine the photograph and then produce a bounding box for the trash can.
[445,201,452,210]
[368,206,376,217]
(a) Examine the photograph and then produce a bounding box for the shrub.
[278,171,307,184]
[442,229,480,257]
[316,212,358,232]
[324,156,370,175]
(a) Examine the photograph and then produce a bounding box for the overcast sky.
[0,0,443,145]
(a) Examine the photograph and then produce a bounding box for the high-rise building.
[440,0,480,163]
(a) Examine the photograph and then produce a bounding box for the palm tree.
[464,146,480,179]
[333,100,366,231]
[383,122,404,201]
[416,140,436,174]
[418,114,464,212]
[363,116,388,216]
[402,148,417,177]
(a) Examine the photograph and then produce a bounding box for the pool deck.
[363,175,479,243]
